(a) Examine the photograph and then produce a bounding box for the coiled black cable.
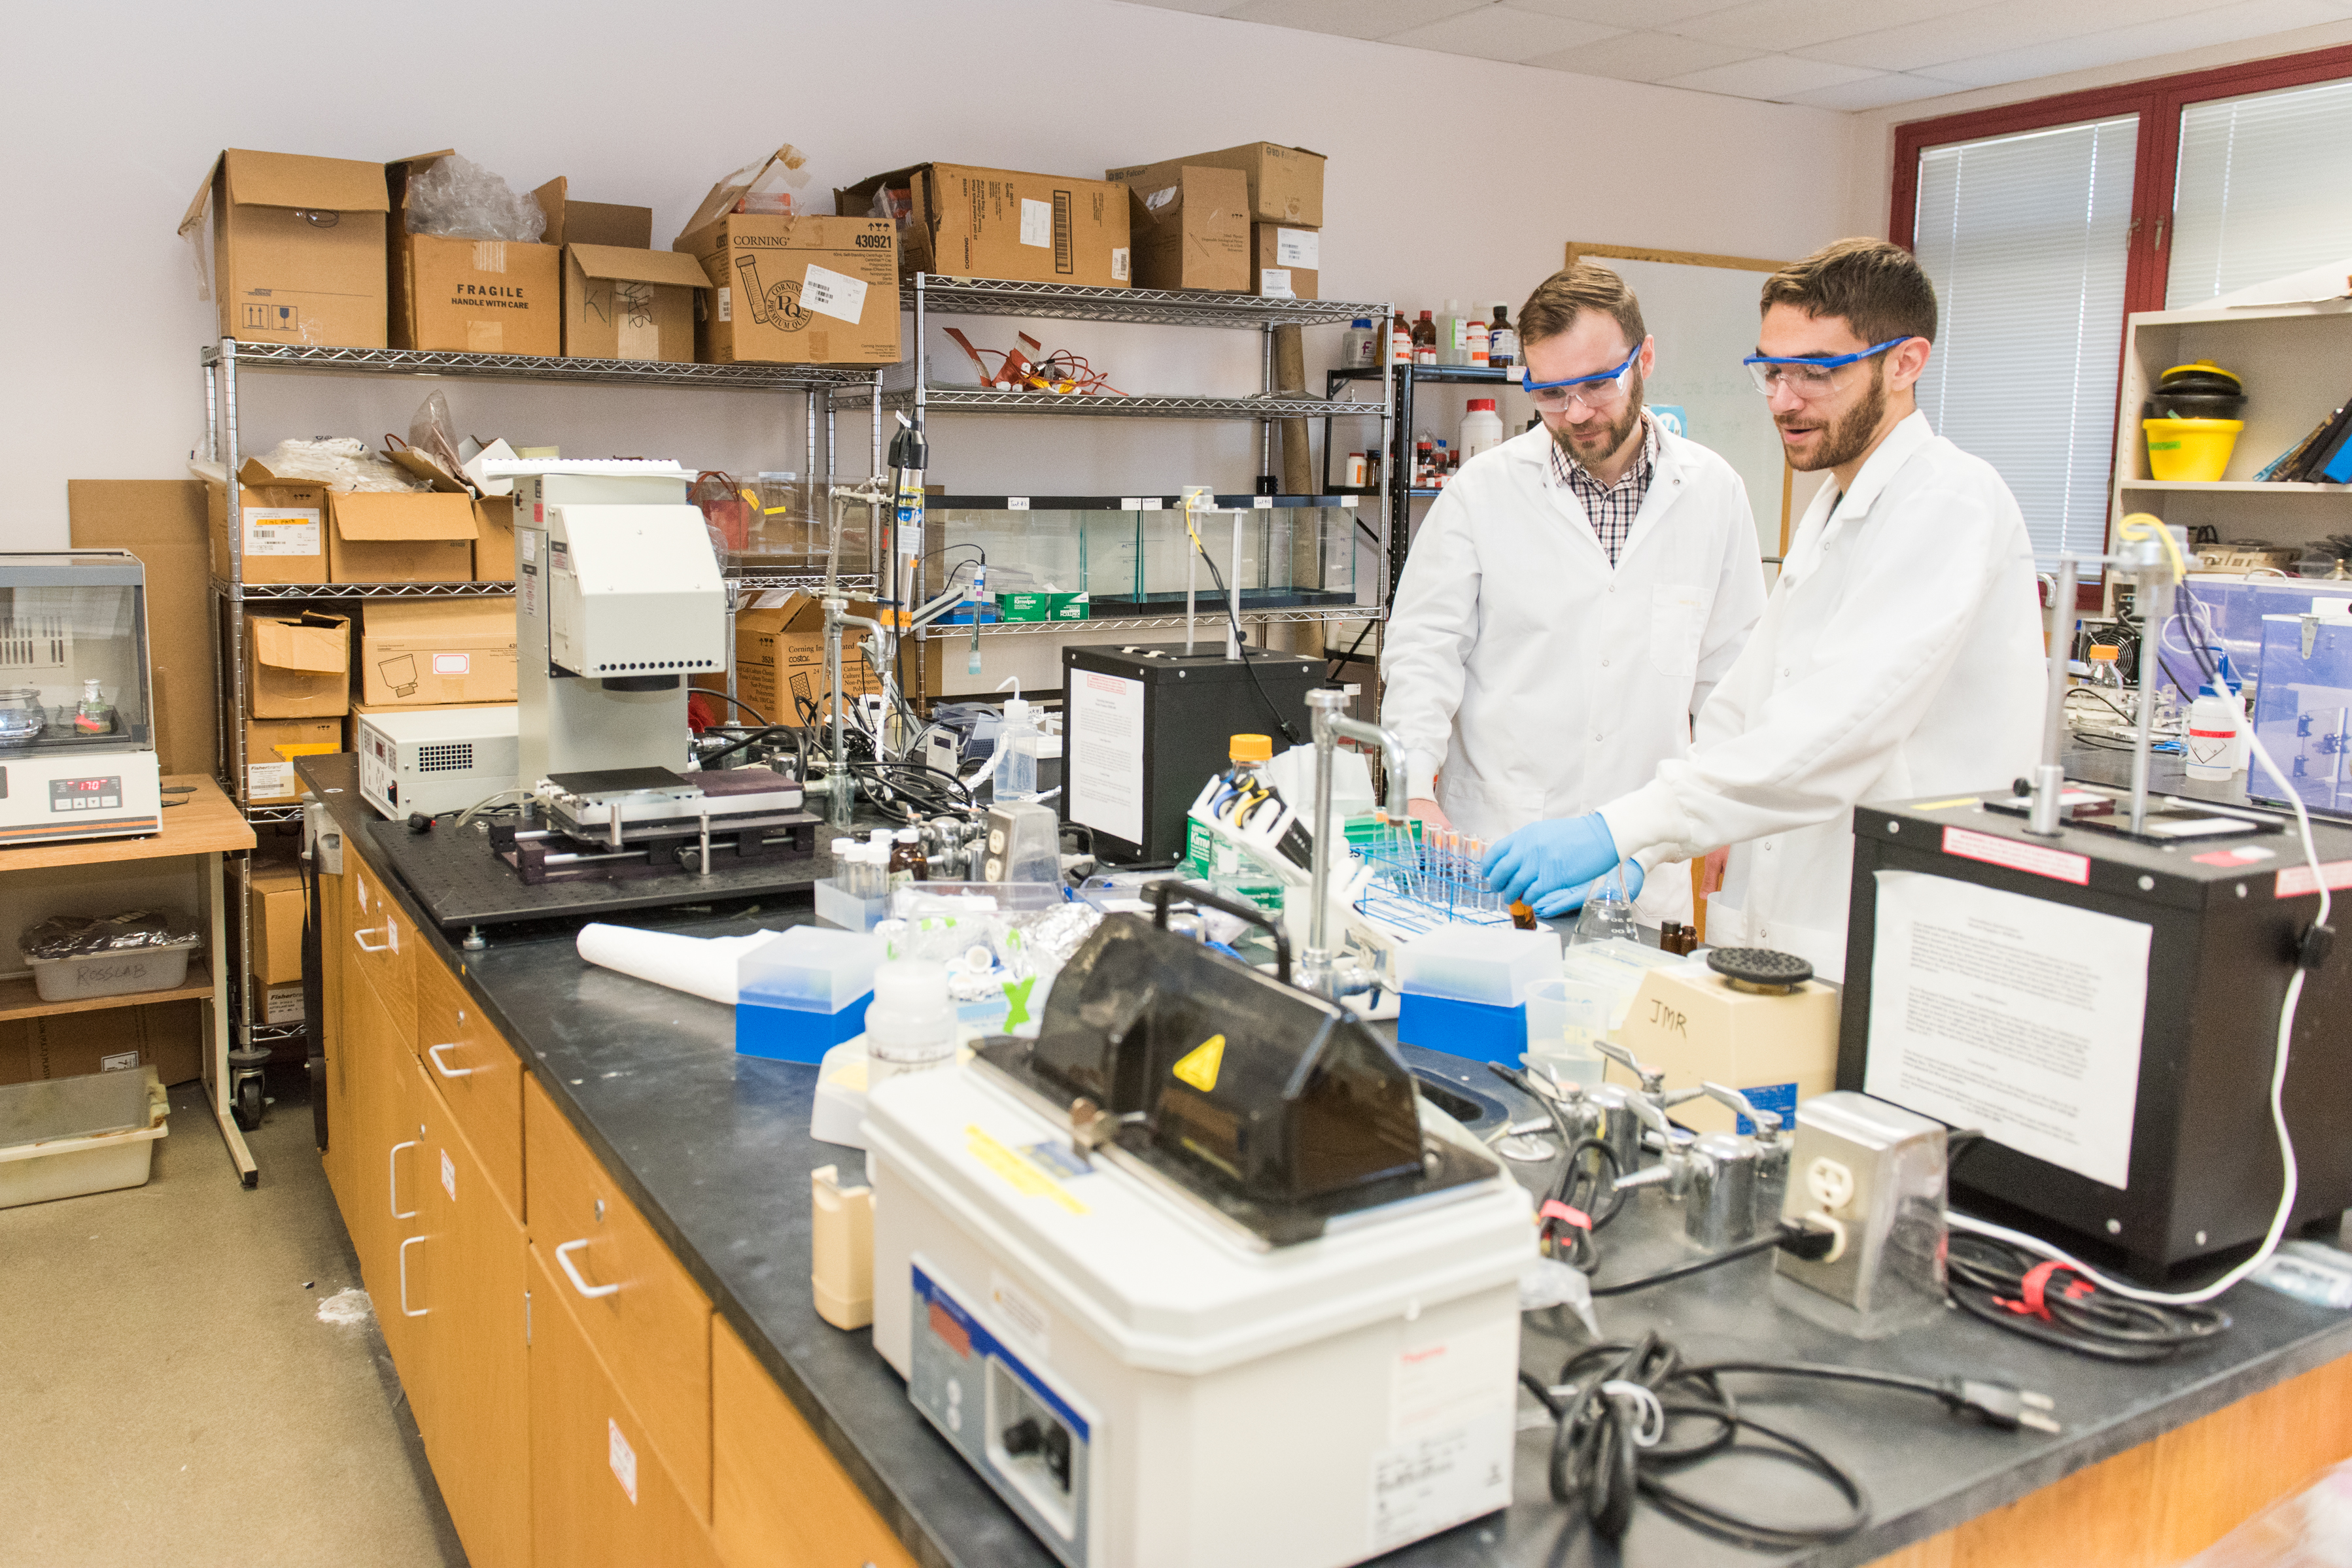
[1945,1233,2231,1362]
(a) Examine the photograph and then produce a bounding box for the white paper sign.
[1068,669,1144,846]
[1258,267,1293,299]
[1111,247,1130,282]
[440,1148,457,1201]
[607,1418,638,1505]
[432,653,471,675]
[801,263,869,324]
[1370,1416,1512,1552]
[1864,870,2151,1189]
[244,507,320,556]
[716,285,732,322]
[1275,227,1320,269]
[1020,198,1052,248]
[246,761,289,798]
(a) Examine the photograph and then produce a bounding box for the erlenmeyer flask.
[1570,861,1640,948]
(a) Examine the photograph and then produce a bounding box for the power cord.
[1521,1330,2057,1549]
[1944,1231,2231,1361]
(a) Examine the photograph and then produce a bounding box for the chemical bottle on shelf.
[994,675,1045,801]
[1415,434,1437,486]
[1433,440,1452,486]
[2184,683,2243,781]
[1459,398,1504,463]
[1466,315,1490,369]
[1489,303,1519,369]
[1440,299,1469,366]
[1411,311,1437,366]
[1391,311,1413,365]
[1342,318,1377,369]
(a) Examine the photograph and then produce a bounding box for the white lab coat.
[1381,419,1767,922]
[1600,412,2047,980]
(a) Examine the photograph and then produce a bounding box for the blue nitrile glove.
[1532,860,1646,919]
[1482,814,1622,907]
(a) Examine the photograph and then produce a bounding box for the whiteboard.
[1568,245,1823,558]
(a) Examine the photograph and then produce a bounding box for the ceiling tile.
[1915,0,2349,86]
[1219,0,1488,40]
[1794,0,2220,73]
[1666,0,1982,52]
[1523,27,1762,78]
[1111,0,1249,13]
[1659,51,1884,98]
[1383,4,1625,60]
[1781,69,1972,108]
[1508,0,1755,24]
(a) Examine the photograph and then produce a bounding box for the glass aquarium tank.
[0,551,164,843]
[925,495,1361,618]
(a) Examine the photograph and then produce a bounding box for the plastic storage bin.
[737,927,888,1063]
[24,932,199,1002]
[1395,926,1561,1005]
[0,1066,169,1210]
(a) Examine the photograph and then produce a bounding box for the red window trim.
[1892,42,2352,314]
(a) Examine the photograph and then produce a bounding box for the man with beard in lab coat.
[1380,262,1767,928]
[1483,238,2046,978]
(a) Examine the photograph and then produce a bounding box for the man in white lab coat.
[1484,238,2047,978]
[1380,262,1767,925]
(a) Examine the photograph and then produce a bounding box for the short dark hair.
[1520,262,1645,352]
[1760,238,1937,345]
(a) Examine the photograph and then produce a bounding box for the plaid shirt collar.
[1547,411,1658,566]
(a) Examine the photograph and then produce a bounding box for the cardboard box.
[203,468,329,585]
[386,151,562,354]
[358,598,517,707]
[530,177,653,250]
[326,491,477,583]
[179,150,390,347]
[732,592,882,721]
[474,496,517,582]
[834,163,1130,287]
[244,717,343,805]
[251,859,307,987]
[256,980,306,1027]
[673,214,900,366]
[1110,163,1249,292]
[245,611,351,719]
[1252,224,1320,299]
[563,244,709,361]
[68,481,216,779]
[1114,143,1324,227]
[0,1001,205,1089]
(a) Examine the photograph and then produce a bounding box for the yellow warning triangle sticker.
[1171,1034,1225,1093]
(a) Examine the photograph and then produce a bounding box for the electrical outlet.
[1807,1155,1855,1212]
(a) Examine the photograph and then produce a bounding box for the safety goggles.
[1522,345,1638,412]
[1742,337,1908,398]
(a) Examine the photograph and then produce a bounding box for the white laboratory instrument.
[355,705,520,821]
[865,904,1532,1568]
[0,553,164,847]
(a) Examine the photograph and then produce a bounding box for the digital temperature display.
[50,775,124,811]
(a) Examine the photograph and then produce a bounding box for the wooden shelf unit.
[0,962,214,1025]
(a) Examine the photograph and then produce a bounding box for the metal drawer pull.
[390,1139,421,1219]
[426,1043,474,1078]
[399,1235,429,1318]
[354,927,392,953]
[555,1238,619,1299]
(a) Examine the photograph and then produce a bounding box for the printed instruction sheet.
[1864,870,2151,1189]
[1067,668,1143,846]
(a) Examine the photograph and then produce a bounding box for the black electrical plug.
[1774,1216,1839,1261]
[1948,1379,2062,1434]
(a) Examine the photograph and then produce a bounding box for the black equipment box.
[1839,794,2352,1280]
[1060,643,1322,865]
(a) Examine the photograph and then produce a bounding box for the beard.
[1553,369,1645,468]
[1779,361,1886,473]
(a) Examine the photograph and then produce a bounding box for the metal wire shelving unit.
[201,337,884,1051]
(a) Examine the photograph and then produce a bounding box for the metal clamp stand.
[1300,689,1409,1001]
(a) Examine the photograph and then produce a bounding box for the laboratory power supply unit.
[1837,793,2352,1281]
[356,705,519,821]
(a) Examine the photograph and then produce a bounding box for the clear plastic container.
[24,932,199,1002]
[1396,926,1561,1006]
[1523,976,1608,1086]
[737,926,887,1014]
[0,1066,169,1210]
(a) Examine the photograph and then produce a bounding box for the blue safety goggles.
[1521,345,1639,411]
[1741,337,1909,397]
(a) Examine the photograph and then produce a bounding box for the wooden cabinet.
[712,1316,918,1568]
[404,1052,532,1568]
[317,858,358,1213]
[527,1244,722,1568]
[525,1074,715,1521]
[359,986,433,1395]
[345,852,417,1046]
[417,956,525,1224]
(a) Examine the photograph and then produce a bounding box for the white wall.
[0,0,1865,553]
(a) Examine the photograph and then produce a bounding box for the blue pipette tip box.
[1397,991,1529,1065]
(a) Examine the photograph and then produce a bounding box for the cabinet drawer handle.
[398,1235,429,1318]
[355,927,392,953]
[390,1138,421,1219]
[426,1043,475,1078]
[555,1238,619,1299]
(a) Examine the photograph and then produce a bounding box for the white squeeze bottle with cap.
[865,959,958,1086]
[1459,398,1504,462]
[1342,318,1377,369]
[994,675,1041,802]
[2184,683,2241,781]
[1466,314,1489,369]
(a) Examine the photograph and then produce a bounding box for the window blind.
[2169,77,2352,309]
[1912,116,2137,570]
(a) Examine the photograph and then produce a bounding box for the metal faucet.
[1299,689,1409,1001]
